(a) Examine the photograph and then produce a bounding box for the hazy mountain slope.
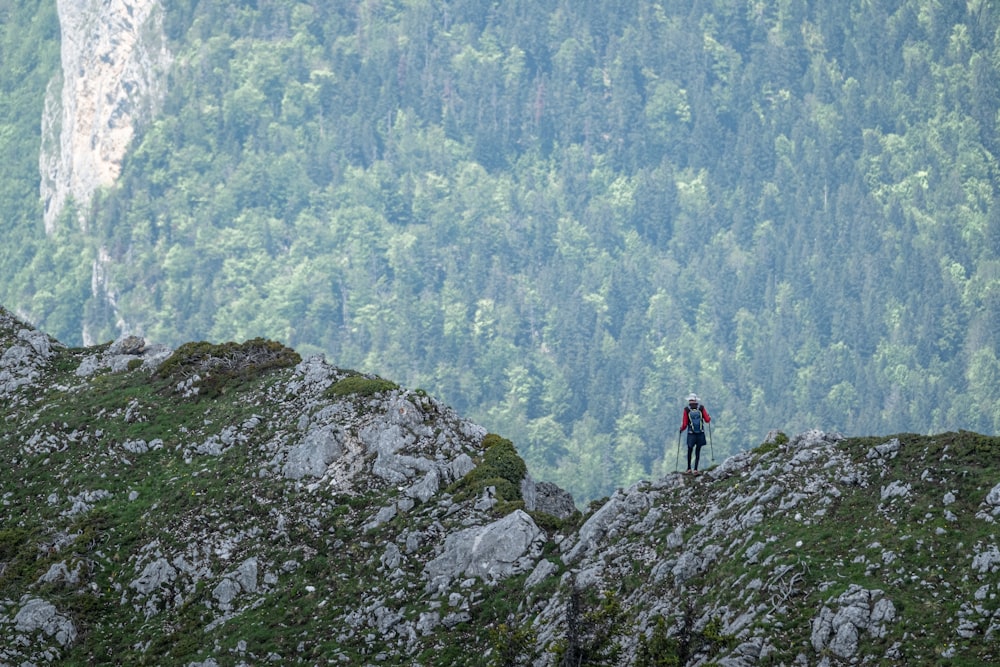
[2,307,999,666]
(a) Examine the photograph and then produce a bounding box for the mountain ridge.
[2,306,999,666]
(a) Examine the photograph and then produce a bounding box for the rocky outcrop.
[40,0,171,232]
[423,509,546,592]
[12,598,77,648]
[74,333,172,376]
[0,308,59,405]
[811,585,896,659]
[523,477,579,519]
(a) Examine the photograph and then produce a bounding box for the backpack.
[686,405,704,433]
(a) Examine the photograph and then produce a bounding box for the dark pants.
[686,431,707,470]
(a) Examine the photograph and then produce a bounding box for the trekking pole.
[709,421,715,461]
[674,431,681,472]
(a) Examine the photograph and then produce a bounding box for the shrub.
[529,508,582,533]
[753,431,788,456]
[449,434,528,504]
[587,497,610,514]
[481,434,528,486]
[489,621,538,666]
[636,615,680,667]
[324,374,399,398]
[550,581,623,666]
[155,338,301,395]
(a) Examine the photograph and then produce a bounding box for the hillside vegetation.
[1,1,999,503]
[3,308,1000,665]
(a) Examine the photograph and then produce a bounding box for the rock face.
[40,0,171,232]
[2,306,999,665]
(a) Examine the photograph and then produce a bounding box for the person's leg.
[686,433,695,471]
[693,433,706,470]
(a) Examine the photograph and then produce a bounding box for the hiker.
[680,393,711,474]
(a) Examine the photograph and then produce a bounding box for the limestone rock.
[130,557,177,596]
[13,597,77,647]
[423,510,544,592]
[526,479,578,519]
[0,320,57,399]
[282,422,344,480]
[41,0,172,232]
[810,586,895,659]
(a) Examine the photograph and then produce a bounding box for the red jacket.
[679,404,711,432]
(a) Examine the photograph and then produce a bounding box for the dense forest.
[2,0,999,502]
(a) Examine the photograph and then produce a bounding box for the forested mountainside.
[3,308,1000,666]
[1,1,999,504]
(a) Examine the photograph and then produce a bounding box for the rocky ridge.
[1,305,999,666]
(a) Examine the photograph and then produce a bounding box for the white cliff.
[39,0,171,233]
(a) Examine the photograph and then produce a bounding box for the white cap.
[687,393,699,402]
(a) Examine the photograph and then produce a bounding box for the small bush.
[481,434,528,486]
[636,615,680,667]
[470,476,521,502]
[550,582,623,666]
[529,509,582,533]
[324,374,399,398]
[489,621,538,667]
[155,338,301,394]
[449,434,528,504]
[753,431,788,456]
[587,497,610,514]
